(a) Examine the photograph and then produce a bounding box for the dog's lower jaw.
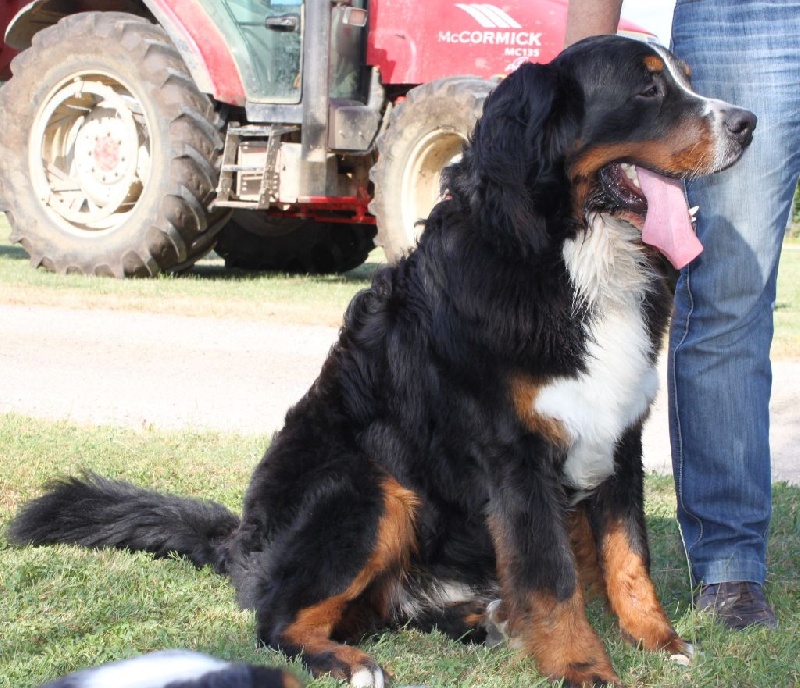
[566,212,657,308]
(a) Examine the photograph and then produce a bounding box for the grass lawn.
[0,217,381,328]
[1,217,799,686]
[1,415,798,687]
[774,241,800,358]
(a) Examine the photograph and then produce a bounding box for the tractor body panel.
[365,0,649,84]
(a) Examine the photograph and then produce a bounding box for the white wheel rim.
[28,72,152,235]
[400,129,466,246]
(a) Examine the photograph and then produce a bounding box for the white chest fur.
[534,214,660,491]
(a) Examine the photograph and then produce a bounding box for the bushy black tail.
[7,473,240,574]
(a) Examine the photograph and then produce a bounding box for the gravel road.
[1,303,797,484]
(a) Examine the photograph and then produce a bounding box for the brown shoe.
[695,582,777,630]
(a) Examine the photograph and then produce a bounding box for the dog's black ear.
[451,62,581,255]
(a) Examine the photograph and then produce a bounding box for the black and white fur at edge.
[38,650,302,688]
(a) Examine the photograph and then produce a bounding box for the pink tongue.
[637,168,702,269]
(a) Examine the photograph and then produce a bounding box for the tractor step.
[214,123,299,209]
[227,125,280,137]
[220,164,264,173]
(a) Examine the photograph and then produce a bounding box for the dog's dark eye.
[639,84,660,98]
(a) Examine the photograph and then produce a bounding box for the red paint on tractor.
[367,0,649,84]
[147,0,246,104]
[0,0,27,80]
[292,193,375,224]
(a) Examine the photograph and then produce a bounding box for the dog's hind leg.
[254,476,419,687]
[403,598,494,644]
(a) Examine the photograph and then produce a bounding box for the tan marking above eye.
[643,55,665,72]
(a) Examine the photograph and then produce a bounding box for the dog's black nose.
[724,108,757,146]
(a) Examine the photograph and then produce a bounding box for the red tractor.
[0,0,649,277]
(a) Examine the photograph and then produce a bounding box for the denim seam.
[671,265,704,562]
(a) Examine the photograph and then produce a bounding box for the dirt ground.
[1,303,797,484]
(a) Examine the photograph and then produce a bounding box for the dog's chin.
[610,208,646,230]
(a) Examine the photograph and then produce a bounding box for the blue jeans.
[669,0,800,586]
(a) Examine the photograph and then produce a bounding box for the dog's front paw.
[668,639,696,667]
[483,598,510,647]
[350,664,390,688]
[559,665,623,688]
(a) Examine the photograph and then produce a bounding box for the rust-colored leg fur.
[600,520,689,655]
[270,478,419,683]
[568,507,606,597]
[520,589,619,687]
[489,512,621,687]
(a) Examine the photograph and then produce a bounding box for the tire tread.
[0,11,224,277]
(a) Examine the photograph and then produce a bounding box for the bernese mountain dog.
[9,36,755,688]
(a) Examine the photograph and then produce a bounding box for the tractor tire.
[0,12,224,277]
[214,211,376,274]
[368,76,496,263]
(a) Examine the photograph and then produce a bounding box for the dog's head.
[449,35,756,260]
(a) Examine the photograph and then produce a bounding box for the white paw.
[670,641,700,666]
[351,665,387,688]
[484,598,510,647]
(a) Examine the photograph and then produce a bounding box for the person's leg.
[669,0,800,618]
